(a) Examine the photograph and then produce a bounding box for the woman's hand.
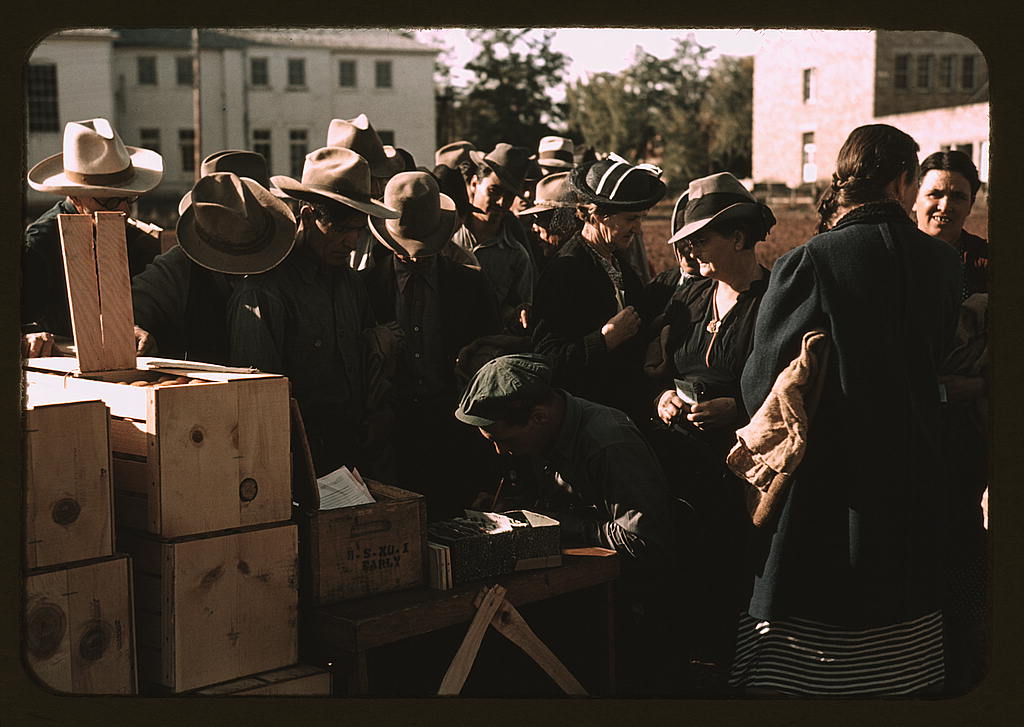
[686,397,738,430]
[657,389,688,425]
[601,306,641,350]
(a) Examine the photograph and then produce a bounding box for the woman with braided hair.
[730,124,963,696]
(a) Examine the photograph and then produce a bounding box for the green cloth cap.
[455,353,553,427]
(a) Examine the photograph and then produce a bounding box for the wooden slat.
[58,214,105,372]
[233,378,291,528]
[24,400,114,570]
[23,369,149,421]
[194,664,331,696]
[438,585,506,695]
[111,456,149,495]
[93,212,137,371]
[109,417,148,457]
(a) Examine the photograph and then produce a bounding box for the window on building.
[939,55,956,89]
[801,68,817,103]
[179,128,196,173]
[26,63,59,132]
[287,58,306,88]
[176,56,193,86]
[378,130,395,146]
[916,55,933,89]
[289,129,308,179]
[894,54,910,90]
[139,128,161,155]
[250,58,268,87]
[801,132,817,184]
[961,55,977,90]
[375,60,393,88]
[955,142,974,161]
[137,56,157,86]
[339,60,357,88]
[252,129,272,171]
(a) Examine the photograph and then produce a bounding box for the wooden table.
[307,552,620,695]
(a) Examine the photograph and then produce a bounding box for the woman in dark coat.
[530,155,665,423]
[648,172,776,676]
[731,124,963,696]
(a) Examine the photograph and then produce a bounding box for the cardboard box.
[25,357,291,539]
[23,384,114,570]
[192,664,331,696]
[24,554,137,694]
[119,522,298,693]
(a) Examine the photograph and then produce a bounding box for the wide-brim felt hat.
[178,149,274,216]
[28,117,163,197]
[667,172,761,244]
[435,140,477,169]
[569,156,666,212]
[537,136,575,170]
[326,114,405,179]
[271,146,399,219]
[469,143,532,195]
[177,172,296,275]
[518,171,575,216]
[369,171,458,259]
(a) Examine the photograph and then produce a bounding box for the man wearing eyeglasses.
[24,118,164,355]
[228,147,400,478]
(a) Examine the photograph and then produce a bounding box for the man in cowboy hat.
[326,113,405,271]
[23,117,164,354]
[434,140,477,170]
[452,142,538,333]
[535,136,575,176]
[516,171,580,275]
[228,146,399,478]
[362,171,501,518]
[131,150,293,364]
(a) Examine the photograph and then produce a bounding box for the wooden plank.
[113,490,149,532]
[109,418,148,457]
[233,377,291,528]
[24,400,114,570]
[93,211,136,371]
[194,664,331,696]
[58,214,105,372]
[437,585,506,695]
[111,456,149,495]
[23,369,149,421]
[166,524,298,692]
[24,555,137,694]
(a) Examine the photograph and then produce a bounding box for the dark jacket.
[361,254,501,399]
[740,202,962,627]
[956,229,988,298]
[531,233,648,419]
[23,198,161,336]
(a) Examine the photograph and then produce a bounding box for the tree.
[699,56,753,179]
[451,29,570,150]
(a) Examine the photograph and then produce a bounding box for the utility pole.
[191,28,202,183]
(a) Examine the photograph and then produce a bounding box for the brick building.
[25,28,438,221]
[752,30,988,191]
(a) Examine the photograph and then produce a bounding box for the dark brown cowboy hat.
[271,147,399,219]
[569,155,666,212]
[369,171,458,259]
[177,172,296,274]
[434,140,477,169]
[178,149,284,216]
[468,143,532,195]
[667,172,768,244]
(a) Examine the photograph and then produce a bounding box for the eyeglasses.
[93,195,139,210]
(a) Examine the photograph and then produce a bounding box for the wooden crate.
[289,400,426,605]
[119,522,298,693]
[24,356,291,539]
[192,664,331,696]
[24,554,137,694]
[23,385,115,570]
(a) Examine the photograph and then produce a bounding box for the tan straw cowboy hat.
[517,171,575,216]
[369,171,458,259]
[27,118,163,197]
[536,136,575,170]
[177,172,297,275]
[271,147,399,219]
[667,172,768,244]
[326,113,404,178]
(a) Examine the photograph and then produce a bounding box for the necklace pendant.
[706,319,721,334]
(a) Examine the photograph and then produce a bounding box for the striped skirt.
[729,610,945,696]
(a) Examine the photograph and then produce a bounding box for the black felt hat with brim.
[455,353,554,427]
[178,149,284,216]
[369,171,458,259]
[667,172,762,244]
[569,156,666,212]
[469,142,532,195]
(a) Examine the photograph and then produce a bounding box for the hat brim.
[667,202,760,245]
[176,178,297,275]
[538,158,574,170]
[28,146,164,196]
[179,178,290,216]
[368,193,458,258]
[517,200,572,216]
[568,161,665,211]
[270,175,400,219]
[454,408,498,427]
[469,150,525,195]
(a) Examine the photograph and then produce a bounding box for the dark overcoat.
[740,202,962,628]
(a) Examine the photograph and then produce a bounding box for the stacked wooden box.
[23,383,138,694]
[24,357,320,694]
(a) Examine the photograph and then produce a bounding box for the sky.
[414,28,774,88]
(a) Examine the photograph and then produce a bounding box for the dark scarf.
[831,200,913,230]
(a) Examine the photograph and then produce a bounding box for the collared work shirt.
[394,255,445,403]
[453,215,535,313]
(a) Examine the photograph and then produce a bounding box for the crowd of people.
[22,114,989,698]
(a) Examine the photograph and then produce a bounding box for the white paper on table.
[317,466,376,510]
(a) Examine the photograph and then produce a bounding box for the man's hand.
[601,306,641,350]
[23,332,54,358]
[686,397,739,430]
[134,326,156,354]
[656,389,687,425]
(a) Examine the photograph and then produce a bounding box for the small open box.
[25,357,292,539]
[290,400,426,605]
